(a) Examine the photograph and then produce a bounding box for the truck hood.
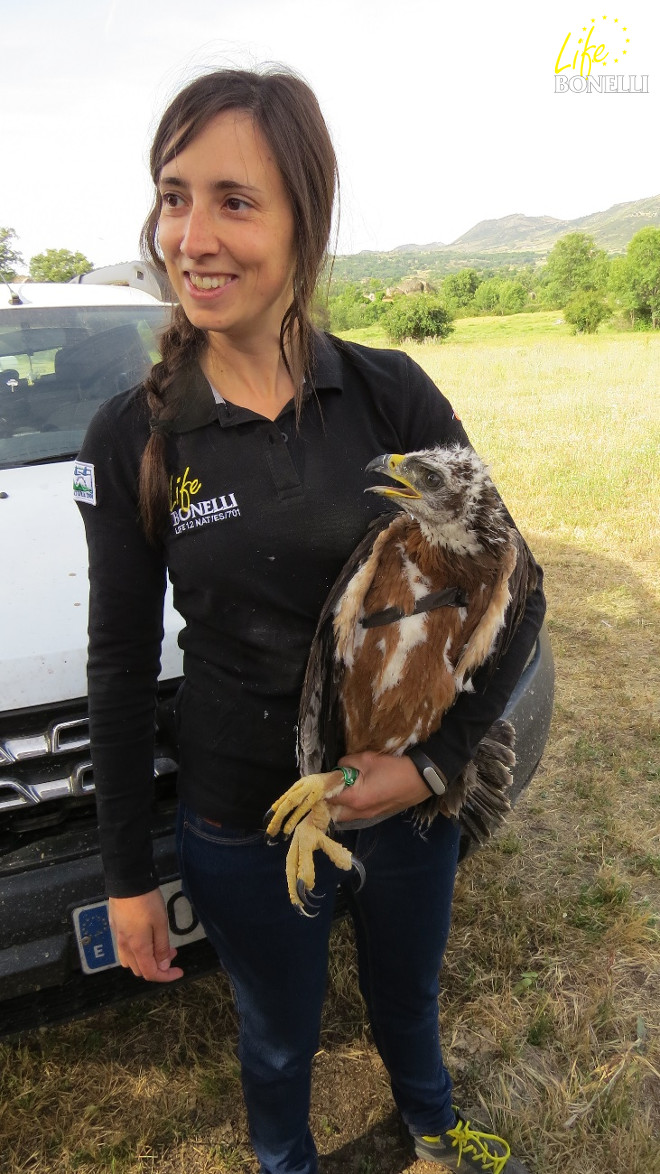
[0,461,184,710]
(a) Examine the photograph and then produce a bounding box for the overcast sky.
[2,0,658,268]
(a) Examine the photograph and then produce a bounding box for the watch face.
[422,765,446,796]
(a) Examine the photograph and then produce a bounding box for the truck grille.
[0,688,180,849]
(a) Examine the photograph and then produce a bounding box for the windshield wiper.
[1,452,78,469]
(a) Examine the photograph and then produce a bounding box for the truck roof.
[1,283,164,309]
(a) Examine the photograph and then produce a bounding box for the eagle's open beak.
[365,453,422,500]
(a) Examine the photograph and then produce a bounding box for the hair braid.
[139,306,204,542]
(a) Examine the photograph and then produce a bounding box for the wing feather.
[456,528,538,688]
[297,511,398,774]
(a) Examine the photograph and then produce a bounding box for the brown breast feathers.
[333,515,517,756]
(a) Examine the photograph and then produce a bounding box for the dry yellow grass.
[0,325,658,1173]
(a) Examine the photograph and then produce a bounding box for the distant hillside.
[448,194,660,254]
[451,213,567,253]
[569,195,660,252]
[327,249,539,288]
[389,241,446,253]
[328,195,660,285]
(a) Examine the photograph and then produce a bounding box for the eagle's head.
[365,445,507,554]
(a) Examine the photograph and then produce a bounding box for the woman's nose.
[180,203,220,258]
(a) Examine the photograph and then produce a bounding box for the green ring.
[337,765,359,787]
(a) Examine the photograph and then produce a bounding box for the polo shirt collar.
[161,330,344,434]
[311,330,345,391]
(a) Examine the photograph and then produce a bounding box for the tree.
[384,295,454,343]
[496,280,527,315]
[0,227,23,280]
[539,232,609,308]
[609,256,640,326]
[442,269,481,307]
[472,278,503,313]
[564,291,611,334]
[327,282,387,332]
[29,248,93,283]
[624,227,660,329]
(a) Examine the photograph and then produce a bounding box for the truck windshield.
[0,305,169,469]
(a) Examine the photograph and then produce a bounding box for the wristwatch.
[406,747,447,797]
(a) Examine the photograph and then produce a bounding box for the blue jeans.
[177,804,461,1174]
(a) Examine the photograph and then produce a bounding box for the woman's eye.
[424,471,442,488]
[161,192,183,209]
[225,196,250,212]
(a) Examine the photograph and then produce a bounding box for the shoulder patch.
[73,461,97,505]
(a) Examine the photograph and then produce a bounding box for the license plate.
[72,879,206,975]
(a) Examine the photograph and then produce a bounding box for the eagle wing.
[297,510,398,776]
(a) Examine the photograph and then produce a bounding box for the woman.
[77,68,544,1174]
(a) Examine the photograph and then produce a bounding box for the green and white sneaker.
[411,1110,531,1173]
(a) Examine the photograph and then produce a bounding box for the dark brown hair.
[138,67,338,540]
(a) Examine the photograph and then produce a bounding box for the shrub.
[384,295,454,343]
[564,292,612,334]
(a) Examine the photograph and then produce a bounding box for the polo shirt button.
[280,431,288,443]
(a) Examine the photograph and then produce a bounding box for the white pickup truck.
[0,282,219,1033]
[0,280,554,1035]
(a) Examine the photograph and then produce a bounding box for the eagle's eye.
[423,470,443,489]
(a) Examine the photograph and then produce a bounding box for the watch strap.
[406,747,447,797]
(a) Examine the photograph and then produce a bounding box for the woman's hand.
[327,751,430,824]
[109,889,184,982]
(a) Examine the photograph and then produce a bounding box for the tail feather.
[414,719,515,845]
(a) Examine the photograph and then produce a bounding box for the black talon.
[265,835,279,846]
[295,904,319,919]
[263,808,275,826]
[350,855,366,892]
[296,879,323,909]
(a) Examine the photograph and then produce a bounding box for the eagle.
[265,445,537,913]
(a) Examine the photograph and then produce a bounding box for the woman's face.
[157,111,296,343]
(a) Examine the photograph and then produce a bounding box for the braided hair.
[139,68,338,541]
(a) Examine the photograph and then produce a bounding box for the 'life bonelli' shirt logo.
[73,462,97,505]
[169,465,240,537]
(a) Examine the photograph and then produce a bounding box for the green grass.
[338,309,573,347]
[337,308,649,347]
[340,318,660,570]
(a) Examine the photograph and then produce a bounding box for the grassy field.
[1,316,658,1173]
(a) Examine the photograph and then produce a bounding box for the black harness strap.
[361,587,469,629]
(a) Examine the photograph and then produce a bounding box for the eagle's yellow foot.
[265,769,347,840]
[284,800,365,915]
[265,770,365,914]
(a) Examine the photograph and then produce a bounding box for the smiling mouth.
[187,272,236,291]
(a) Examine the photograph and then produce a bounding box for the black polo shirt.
[77,332,545,896]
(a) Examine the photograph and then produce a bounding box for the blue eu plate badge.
[72,881,206,975]
[72,901,117,973]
